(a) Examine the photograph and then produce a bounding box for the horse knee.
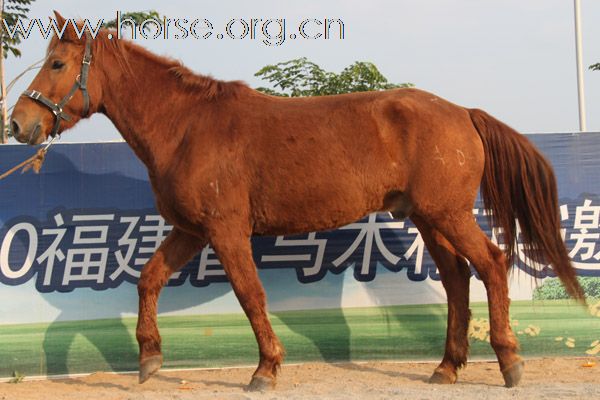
[137,280,153,298]
[137,269,163,297]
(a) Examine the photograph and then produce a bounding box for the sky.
[4,0,600,143]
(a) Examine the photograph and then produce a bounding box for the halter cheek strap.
[21,36,93,138]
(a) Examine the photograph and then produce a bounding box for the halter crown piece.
[21,35,92,138]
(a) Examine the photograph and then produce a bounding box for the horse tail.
[468,108,584,301]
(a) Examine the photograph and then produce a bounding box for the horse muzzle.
[10,116,44,145]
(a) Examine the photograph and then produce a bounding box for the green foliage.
[1,0,35,58]
[590,63,600,71]
[103,10,162,33]
[580,277,600,298]
[533,277,600,300]
[255,57,413,97]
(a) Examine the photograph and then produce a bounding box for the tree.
[1,0,35,143]
[102,10,162,32]
[1,0,35,58]
[533,277,600,300]
[255,57,413,97]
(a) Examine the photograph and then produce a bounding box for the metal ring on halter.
[51,106,63,117]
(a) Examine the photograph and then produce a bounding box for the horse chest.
[151,175,227,231]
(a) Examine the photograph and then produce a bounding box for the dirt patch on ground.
[1,358,598,400]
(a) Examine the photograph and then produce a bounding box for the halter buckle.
[30,90,42,100]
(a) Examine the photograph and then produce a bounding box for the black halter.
[21,36,92,138]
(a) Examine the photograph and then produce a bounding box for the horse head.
[11,11,103,144]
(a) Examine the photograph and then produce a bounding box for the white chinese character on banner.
[569,231,600,260]
[573,199,600,231]
[110,216,142,281]
[560,204,569,241]
[62,214,114,285]
[332,213,404,276]
[513,201,600,273]
[568,199,600,262]
[36,213,67,286]
[261,233,327,278]
[403,227,425,274]
[511,205,567,270]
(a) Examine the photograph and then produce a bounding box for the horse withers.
[10,12,584,390]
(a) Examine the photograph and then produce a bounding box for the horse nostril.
[11,119,21,138]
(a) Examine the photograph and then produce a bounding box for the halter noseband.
[21,36,92,138]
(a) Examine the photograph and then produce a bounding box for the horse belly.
[251,172,400,235]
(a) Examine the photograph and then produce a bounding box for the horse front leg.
[210,228,285,391]
[137,228,205,383]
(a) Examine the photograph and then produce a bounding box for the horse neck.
[97,44,212,174]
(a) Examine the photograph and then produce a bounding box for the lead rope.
[0,136,56,180]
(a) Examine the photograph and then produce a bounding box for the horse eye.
[51,60,65,70]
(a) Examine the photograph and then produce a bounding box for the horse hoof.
[502,360,524,388]
[429,369,457,384]
[246,375,275,392]
[139,355,163,384]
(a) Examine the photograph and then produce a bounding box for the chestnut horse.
[11,13,583,390]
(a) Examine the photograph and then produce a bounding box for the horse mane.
[168,64,248,99]
[91,30,249,100]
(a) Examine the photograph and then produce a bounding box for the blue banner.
[1,134,600,295]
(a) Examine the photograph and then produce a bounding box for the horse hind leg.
[137,228,206,383]
[411,215,471,384]
[209,228,285,391]
[429,210,523,387]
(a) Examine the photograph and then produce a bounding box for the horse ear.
[53,10,67,29]
[52,10,82,43]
